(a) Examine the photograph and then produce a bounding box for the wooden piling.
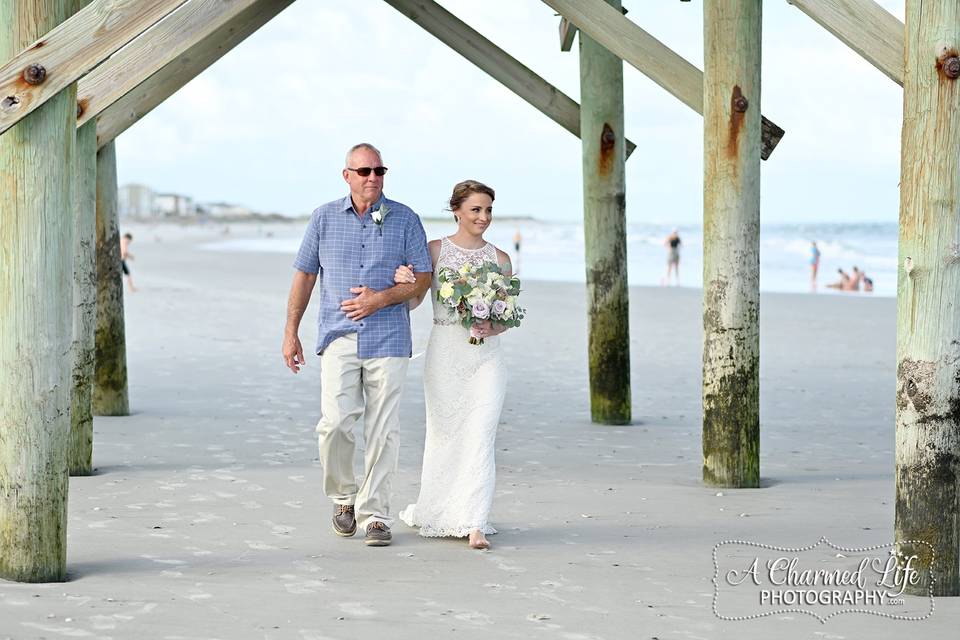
[0,0,81,582]
[894,0,960,597]
[93,141,129,416]
[579,0,631,425]
[69,119,97,475]
[701,1,761,487]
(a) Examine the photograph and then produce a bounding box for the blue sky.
[116,0,905,224]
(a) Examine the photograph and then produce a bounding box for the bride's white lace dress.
[399,237,507,537]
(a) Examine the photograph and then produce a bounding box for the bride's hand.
[472,320,504,338]
[394,264,416,284]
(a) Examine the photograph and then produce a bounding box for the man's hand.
[283,333,306,374]
[341,286,384,321]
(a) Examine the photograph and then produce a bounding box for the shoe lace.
[336,505,354,516]
[369,521,387,531]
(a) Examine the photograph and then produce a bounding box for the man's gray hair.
[345,143,383,168]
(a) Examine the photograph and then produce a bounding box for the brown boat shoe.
[364,521,392,547]
[332,504,356,537]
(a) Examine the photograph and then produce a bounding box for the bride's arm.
[394,265,427,309]
[395,240,440,309]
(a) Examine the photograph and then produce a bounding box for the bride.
[396,180,513,550]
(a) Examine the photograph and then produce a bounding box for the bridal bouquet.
[436,262,525,345]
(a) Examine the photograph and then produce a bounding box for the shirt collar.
[342,193,386,215]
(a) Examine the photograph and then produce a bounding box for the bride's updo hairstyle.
[449,180,495,222]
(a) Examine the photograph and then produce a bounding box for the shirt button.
[360,264,364,268]
[361,244,365,248]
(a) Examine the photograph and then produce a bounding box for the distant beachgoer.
[809,241,821,290]
[513,229,522,275]
[826,268,850,290]
[848,266,862,292]
[662,229,681,286]
[120,232,137,293]
[863,274,874,293]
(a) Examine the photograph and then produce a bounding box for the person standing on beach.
[120,232,137,293]
[282,143,432,547]
[662,229,681,286]
[809,241,821,291]
[513,228,522,275]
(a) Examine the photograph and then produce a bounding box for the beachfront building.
[117,183,154,218]
[153,192,196,218]
[200,201,254,219]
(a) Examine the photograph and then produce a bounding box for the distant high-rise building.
[118,183,154,218]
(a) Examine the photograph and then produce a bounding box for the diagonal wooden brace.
[543,0,786,160]
[383,0,637,158]
[0,0,190,137]
[95,0,295,148]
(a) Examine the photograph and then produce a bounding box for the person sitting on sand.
[847,266,862,292]
[826,268,850,290]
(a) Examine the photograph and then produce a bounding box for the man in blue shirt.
[283,143,432,546]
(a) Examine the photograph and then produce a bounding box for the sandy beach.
[0,221,955,639]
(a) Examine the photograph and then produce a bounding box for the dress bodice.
[431,236,499,325]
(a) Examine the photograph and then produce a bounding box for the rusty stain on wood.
[727,85,745,160]
[598,122,615,175]
[937,49,960,81]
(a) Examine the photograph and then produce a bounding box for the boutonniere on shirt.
[371,203,389,235]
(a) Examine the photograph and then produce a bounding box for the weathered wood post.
[0,0,80,582]
[578,0,631,425]
[894,0,960,597]
[70,117,97,475]
[93,141,129,416]
[701,0,761,487]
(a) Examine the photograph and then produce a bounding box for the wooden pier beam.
[0,0,189,136]
[579,0,631,425]
[543,0,784,159]
[788,0,904,85]
[701,0,761,487]
[894,0,960,597]
[0,0,81,583]
[69,117,97,476]
[96,0,295,148]
[382,0,637,157]
[77,0,286,130]
[93,140,129,416]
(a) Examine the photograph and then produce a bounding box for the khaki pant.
[316,333,408,532]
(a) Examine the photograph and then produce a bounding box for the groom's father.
[283,143,432,546]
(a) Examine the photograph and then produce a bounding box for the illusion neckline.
[444,236,489,252]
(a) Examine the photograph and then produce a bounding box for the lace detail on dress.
[430,237,499,326]
[400,236,506,538]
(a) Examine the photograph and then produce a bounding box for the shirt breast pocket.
[378,226,405,268]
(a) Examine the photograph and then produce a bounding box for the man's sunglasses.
[347,166,388,177]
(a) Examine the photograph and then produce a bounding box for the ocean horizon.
[197,219,899,298]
